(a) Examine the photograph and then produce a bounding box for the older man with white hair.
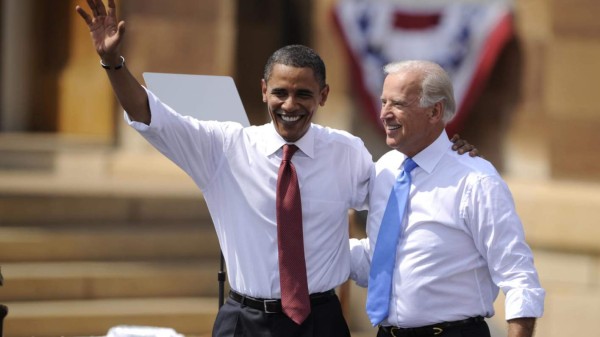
[350,60,545,337]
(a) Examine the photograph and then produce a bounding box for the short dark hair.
[263,45,327,89]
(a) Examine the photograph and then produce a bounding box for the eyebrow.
[382,97,407,105]
[271,87,315,96]
[296,89,314,96]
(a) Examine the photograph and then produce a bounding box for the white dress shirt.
[350,131,545,327]
[127,89,373,298]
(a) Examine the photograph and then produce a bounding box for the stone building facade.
[1,0,599,336]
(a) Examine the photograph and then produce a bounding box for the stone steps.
[0,260,222,302]
[0,224,219,262]
[0,133,110,172]
[0,193,210,226]
[3,298,217,337]
[0,168,222,337]
[0,220,223,337]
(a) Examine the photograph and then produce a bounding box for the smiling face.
[262,63,329,142]
[380,70,443,157]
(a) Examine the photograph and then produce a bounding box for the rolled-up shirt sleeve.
[124,87,168,131]
[349,237,370,287]
[465,174,545,320]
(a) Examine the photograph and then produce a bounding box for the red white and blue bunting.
[332,1,513,135]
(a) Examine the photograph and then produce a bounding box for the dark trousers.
[377,319,490,337]
[212,294,350,337]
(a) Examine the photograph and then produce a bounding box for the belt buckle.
[263,299,278,314]
[389,326,443,337]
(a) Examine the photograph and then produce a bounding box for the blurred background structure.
[1,0,599,336]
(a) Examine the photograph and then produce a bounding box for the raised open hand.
[76,0,124,61]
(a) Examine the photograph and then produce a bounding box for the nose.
[282,95,297,111]
[380,102,392,120]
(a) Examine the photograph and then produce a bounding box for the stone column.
[56,0,115,137]
[0,0,34,131]
[545,0,600,180]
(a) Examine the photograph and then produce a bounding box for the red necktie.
[276,144,310,324]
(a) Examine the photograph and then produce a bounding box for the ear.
[319,84,330,107]
[261,79,268,102]
[429,101,444,122]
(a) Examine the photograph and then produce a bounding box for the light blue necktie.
[366,158,418,326]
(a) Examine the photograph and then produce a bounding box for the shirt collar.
[264,121,315,159]
[412,130,451,174]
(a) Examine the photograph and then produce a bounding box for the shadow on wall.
[458,35,524,172]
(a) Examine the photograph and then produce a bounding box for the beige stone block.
[59,0,115,136]
[127,19,219,75]
[490,292,508,336]
[515,0,552,41]
[123,0,218,18]
[345,283,373,334]
[549,117,600,180]
[534,250,596,287]
[519,41,547,113]
[503,106,550,179]
[0,261,219,301]
[536,288,600,336]
[108,150,194,180]
[119,0,231,76]
[136,197,211,223]
[550,0,600,38]
[506,178,600,253]
[545,40,600,118]
[0,225,215,262]
[0,195,131,224]
[54,150,110,178]
[4,298,217,337]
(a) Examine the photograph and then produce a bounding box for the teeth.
[281,115,300,122]
[387,125,400,130]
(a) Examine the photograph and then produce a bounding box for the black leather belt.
[380,316,485,337]
[229,289,336,314]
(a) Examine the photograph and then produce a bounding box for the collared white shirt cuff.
[505,287,546,319]
[124,87,166,132]
[349,238,370,287]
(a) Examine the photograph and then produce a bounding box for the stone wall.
[3,0,599,335]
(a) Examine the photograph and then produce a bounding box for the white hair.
[383,60,456,123]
